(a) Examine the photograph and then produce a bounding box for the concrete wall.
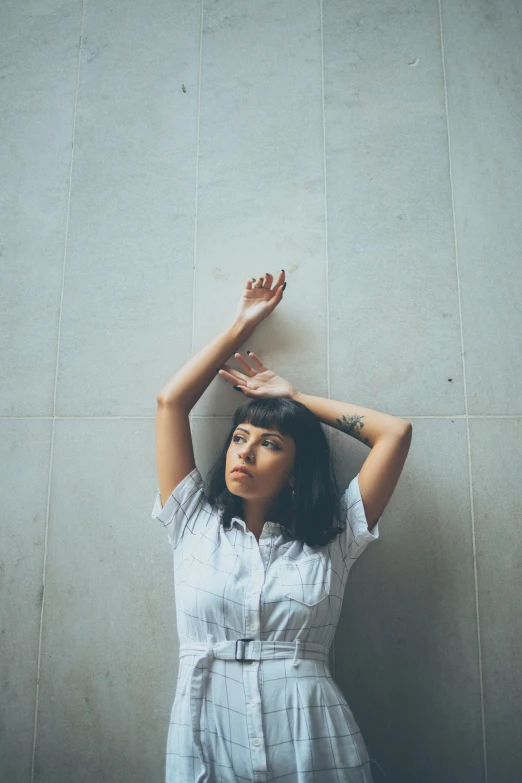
[1,1,521,781]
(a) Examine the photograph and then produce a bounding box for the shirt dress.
[151,466,384,783]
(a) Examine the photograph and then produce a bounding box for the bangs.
[231,398,299,441]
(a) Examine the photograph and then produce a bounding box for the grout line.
[29,4,87,783]
[191,1,204,361]
[2,414,521,420]
[319,0,336,681]
[438,2,488,781]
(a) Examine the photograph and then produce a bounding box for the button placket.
[247,548,265,638]
[240,548,268,779]
[239,641,267,778]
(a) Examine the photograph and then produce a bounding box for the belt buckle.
[235,638,255,661]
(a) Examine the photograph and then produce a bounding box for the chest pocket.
[278,555,330,607]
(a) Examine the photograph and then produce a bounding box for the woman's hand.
[218,351,298,400]
[234,271,286,330]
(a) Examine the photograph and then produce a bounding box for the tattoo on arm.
[335,413,371,447]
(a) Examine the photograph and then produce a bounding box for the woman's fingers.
[218,363,248,382]
[245,351,268,371]
[218,368,245,384]
[245,271,284,291]
[217,354,268,387]
[233,352,258,375]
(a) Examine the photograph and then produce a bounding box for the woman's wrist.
[232,318,255,341]
[158,320,254,408]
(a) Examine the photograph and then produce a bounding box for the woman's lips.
[232,471,253,478]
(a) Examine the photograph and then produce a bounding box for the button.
[252,738,261,747]
[249,698,259,707]
[250,661,257,668]
[249,624,257,633]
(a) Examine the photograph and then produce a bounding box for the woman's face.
[225,422,296,504]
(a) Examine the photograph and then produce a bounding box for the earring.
[291,486,296,503]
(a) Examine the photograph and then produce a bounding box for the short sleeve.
[151,466,213,551]
[337,473,381,569]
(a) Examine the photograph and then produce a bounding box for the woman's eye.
[232,435,277,449]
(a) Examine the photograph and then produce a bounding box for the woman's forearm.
[291,391,411,448]
[157,319,253,409]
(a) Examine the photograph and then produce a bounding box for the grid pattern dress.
[151,467,383,783]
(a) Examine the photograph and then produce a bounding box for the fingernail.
[282,269,285,273]
[246,351,251,355]
[233,386,242,392]
[282,282,287,291]
[216,369,220,373]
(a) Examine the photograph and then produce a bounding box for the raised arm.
[157,271,285,408]
[155,272,286,505]
[290,392,412,530]
[155,320,254,506]
[290,391,410,446]
[157,320,253,409]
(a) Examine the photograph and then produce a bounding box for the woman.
[152,270,412,782]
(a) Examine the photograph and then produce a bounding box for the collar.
[226,516,281,533]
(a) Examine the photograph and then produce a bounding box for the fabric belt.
[178,636,330,782]
[179,636,330,665]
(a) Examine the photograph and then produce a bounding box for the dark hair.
[203,397,347,548]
